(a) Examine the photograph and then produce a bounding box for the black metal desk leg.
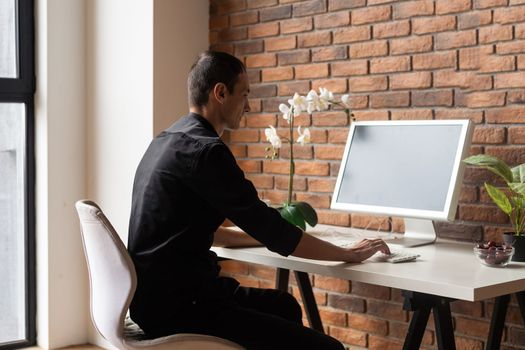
[294,271,325,333]
[516,291,525,322]
[433,300,456,350]
[275,268,290,291]
[403,306,432,350]
[487,294,511,350]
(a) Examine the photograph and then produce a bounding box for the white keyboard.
[327,239,420,263]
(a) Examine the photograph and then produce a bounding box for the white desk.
[211,224,525,350]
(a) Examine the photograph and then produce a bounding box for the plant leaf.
[279,205,306,230]
[511,164,525,183]
[485,183,512,215]
[463,154,513,183]
[509,182,525,197]
[291,201,318,227]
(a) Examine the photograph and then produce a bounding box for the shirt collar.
[188,112,219,137]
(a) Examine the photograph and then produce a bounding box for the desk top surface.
[211,225,525,301]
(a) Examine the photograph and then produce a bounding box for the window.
[0,0,35,348]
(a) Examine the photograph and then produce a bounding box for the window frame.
[0,0,36,348]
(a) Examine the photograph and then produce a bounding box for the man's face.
[221,72,251,130]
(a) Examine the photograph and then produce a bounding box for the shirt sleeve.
[188,142,302,257]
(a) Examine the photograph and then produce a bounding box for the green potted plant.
[463,154,525,261]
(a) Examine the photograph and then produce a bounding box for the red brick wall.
[210,0,525,348]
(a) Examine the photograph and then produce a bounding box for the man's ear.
[213,83,227,104]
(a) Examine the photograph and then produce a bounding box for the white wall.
[153,0,209,134]
[35,0,88,348]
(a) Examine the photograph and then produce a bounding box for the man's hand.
[344,238,390,263]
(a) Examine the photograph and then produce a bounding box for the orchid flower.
[341,94,350,108]
[264,125,282,149]
[297,126,311,146]
[278,103,293,123]
[288,93,307,116]
[306,90,320,114]
[319,87,334,102]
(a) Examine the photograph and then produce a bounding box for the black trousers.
[158,286,344,350]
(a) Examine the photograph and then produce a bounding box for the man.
[128,51,389,349]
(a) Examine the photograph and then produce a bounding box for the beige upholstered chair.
[75,199,244,350]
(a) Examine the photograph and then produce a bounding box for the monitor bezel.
[330,119,473,221]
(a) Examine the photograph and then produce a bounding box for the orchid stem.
[287,115,294,206]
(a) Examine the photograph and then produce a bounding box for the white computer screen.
[331,120,473,221]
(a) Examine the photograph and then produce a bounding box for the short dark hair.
[188,51,246,108]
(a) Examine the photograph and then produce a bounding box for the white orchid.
[297,126,311,146]
[278,103,293,123]
[341,94,350,108]
[264,125,282,149]
[319,87,334,103]
[288,93,307,116]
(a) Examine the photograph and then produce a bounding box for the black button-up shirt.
[128,113,302,331]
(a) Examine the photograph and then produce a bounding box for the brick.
[218,27,248,42]
[311,78,347,93]
[350,40,388,58]
[214,0,246,14]
[281,17,313,34]
[451,300,484,317]
[474,0,508,9]
[516,23,525,39]
[329,326,367,347]
[218,260,249,275]
[328,129,350,143]
[246,174,274,188]
[295,63,329,79]
[455,337,484,350]
[312,111,349,126]
[458,10,493,30]
[495,72,525,88]
[308,178,336,192]
[248,22,279,39]
[507,90,525,104]
[497,40,525,54]
[351,213,390,230]
[479,55,515,73]
[230,11,259,26]
[247,144,269,158]
[413,51,456,70]
[333,26,371,44]
[347,312,388,335]
[314,275,350,293]
[314,145,345,160]
[247,69,261,84]
[210,43,234,54]
[246,0,277,9]
[237,159,262,173]
[352,281,390,300]
[465,91,506,108]
[390,72,432,90]
[412,90,453,107]
[245,113,277,128]
[249,264,276,280]
[262,66,294,82]
[391,109,433,120]
[391,35,433,55]
[279,144,313,159]
[317,209,351,226]
[348,76,387,92]
[393,0,434,19]
[249,98,262,112]
[353,110,389,121]
[328,0,366,11]
[494,5,525,23]
[341,95,368,109]
[275,175,307,190]
[312,46,347,62]
[265,36,296,52]
[295,193,330,208]
[294,162,330,176]
[245,53,277,68]
[455,317,491,337]
[368,300,407,321]
[459,45,494,70]
[263,160,289,174]
[459,204,510,223]
[235,40,264,55]
[370,91,410,108]
[370,56,410,73]
[293,0,326,17]
[373,20,410,38]
[509,127,525,144]
[472,126,506,144]
[260,5,291,22]
[297,31,332,48]
[250,84,276,98]
[436,30,477,50]
[389,322,434,345]
[331,60,368,76]
[480,25,513,44]
[319,309,346,326]
[351,5,391,25]
[328,294,365,312]
[436,0,472,14]
[278,81,310,96]
[209,15,229,30]
[487,146,525,165]
[229,129,260,143]
[278,50,311,65]
[314,12,350,29]
[434,70,492,90]
[413,16,456,34]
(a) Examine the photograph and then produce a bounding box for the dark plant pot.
[503,233,525,262]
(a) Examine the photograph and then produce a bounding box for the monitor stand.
[384,218,437,247]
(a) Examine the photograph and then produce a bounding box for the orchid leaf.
[279,205,306,230]
[291,201,318,227]
[485,183,512,215]
[511,164,525,183]
[463,154,513,183]
[509,182,525,196]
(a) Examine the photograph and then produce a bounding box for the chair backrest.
[76,200,134,349]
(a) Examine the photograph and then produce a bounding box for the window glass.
[0,103,26,342]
